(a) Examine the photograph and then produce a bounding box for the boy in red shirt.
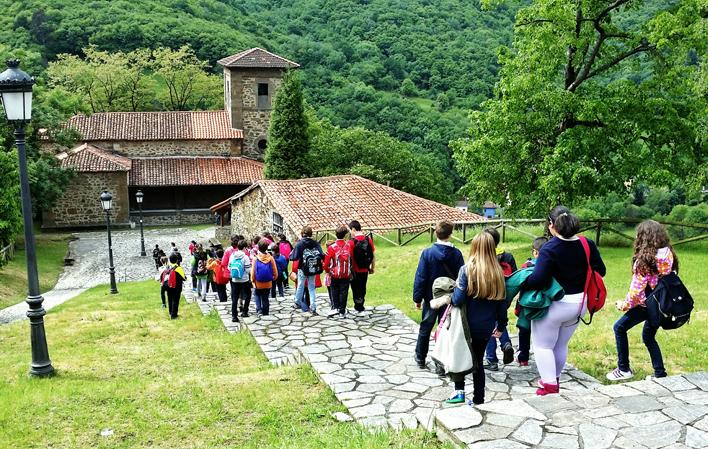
[324,225,352,318]
[347,220,375,313]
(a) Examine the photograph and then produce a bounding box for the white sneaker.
[606,368,633,381]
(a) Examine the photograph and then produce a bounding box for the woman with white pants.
[525,206,606,395]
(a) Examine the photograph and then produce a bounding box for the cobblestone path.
[186,289,708,449]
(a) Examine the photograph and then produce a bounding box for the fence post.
[501,221,506,243]
[595,223,602,246]
[429,225,434,242]
[396,227,402,246]
[462,223,467,243]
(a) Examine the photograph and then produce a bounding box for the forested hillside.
[0,0,525,196]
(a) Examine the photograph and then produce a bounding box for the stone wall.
[226,67,286,161]
[90,139,240,157]
[230,188,297,240]
[130,211,213,226]
[43,171,129,228]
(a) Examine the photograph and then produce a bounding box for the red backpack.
[329,243,352,280]
[579,236,607,324]
[161,266,178,289]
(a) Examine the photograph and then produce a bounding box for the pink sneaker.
[536,380,559,396]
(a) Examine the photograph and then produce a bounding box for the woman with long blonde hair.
[445,232,509,405]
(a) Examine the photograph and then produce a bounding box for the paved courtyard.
[190,288,708,448]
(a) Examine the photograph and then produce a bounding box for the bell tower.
[218,48,300,160]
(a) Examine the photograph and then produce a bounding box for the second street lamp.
[100,191,118,294]
[136,190,146,257]
[0,59,54,377]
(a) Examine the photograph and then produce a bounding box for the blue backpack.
[255,258,274,283]
[229,255,245,280]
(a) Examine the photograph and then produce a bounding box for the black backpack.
[646,272,694,330]
[352,236,373,268]
[302,248,324,276]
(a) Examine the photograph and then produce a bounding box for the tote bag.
[431,303,475,375]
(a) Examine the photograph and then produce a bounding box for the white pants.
[531,293,586,383]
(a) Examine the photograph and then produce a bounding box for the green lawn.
[364,226,707,381]
[0,281,445,449]
[0,233,71,309]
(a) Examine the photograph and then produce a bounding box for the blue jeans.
[415,301,445,361]
[253,288,270,315]
[295,270,317,312]
[613,306,666,377]
[485,326,512,362]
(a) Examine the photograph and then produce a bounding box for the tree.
[264,71,311,179]
[455,0,706,215]
[153,46,221,111]
[399,78,418,97]
[0,149,22,249]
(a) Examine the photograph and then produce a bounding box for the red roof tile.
[218,48,300,69]
[223,175,482,230]
[57,143,131,172]
[66,111,243,141]
[129,157,263,187]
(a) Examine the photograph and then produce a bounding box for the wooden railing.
[0,241,15,267]
[313,218,707,248]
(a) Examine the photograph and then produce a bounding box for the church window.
[272,212,283,233]
[257,83,269,109]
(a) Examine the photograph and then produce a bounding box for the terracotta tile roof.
[223,175,482,230]
[66,111,243,141]
[129,157,263,187]
[57,143,131,172]
[218,48,300,69]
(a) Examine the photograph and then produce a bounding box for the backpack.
[646,272,694,330]
[329,243,352,279]
[302,248,324,276]
[255,258,274,282]
[161,266,177,289]
[431,303,476,376]
[196,258,207,275]
[352,236,373,268]
[579,236,607,325]
[229,254,246,280]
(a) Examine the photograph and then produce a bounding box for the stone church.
[43,48,299,228]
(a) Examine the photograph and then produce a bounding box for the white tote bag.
[431,303,475,375]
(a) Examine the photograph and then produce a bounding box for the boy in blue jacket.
[413,220,465,370]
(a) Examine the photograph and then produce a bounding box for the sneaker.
[483,360,499,371]
[311,310,319,316]
[414,355,426,369]
[536,380,559,396]
[257,312,263,318]
[240,312,249,318]
[518,359,529,367]
[502,343,514,365]
[607,368,634,382]
[445,390,465,404]
[231,317,239,323]
[339,312,347,319]
[327,309,339,318]
[434,362,446,377]
[162,304,167,308]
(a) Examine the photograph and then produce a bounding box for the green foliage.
[399,78,418,97]
[264,71,311,179]
[309,120,453,204]
[27,153,75,215]
[0,150,21,249]
[454,0,707,216]
[46,46,222,113]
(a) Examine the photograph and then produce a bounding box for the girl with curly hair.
[607,220,678,381]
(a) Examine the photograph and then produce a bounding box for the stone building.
[44,48,297,228]
[210,175,482,242]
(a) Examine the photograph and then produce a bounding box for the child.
[162,253,186,320]
[229,240,252,322]
[271,246,287,299]
[153,245,166,271]
[157,256,169,308]
[324,239,335,308]
[278,234,293,287]
[324,226,354,319]
[515,236,548,366]
[482,227,518,371]
[193,244,209,301]
[607,220,676,381]
[446,232,508,405]
[208,249,229,303]
[250,240,278,316]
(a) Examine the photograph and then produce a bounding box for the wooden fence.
[313,218,707,248]
[0,241,16,266]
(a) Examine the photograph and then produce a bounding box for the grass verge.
[363,227,707,381]
[0,233,71,309]
[0,281,446,449]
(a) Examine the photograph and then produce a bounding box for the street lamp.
[135,190,146,257]
[0,59,54,377]
[100,191,118,294]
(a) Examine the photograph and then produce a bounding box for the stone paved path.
[191,289,708,447]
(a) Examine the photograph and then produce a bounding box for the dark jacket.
[452,266,509,340]
[289,237,324,263]
[413,243,465,304]
[526,236,605,294]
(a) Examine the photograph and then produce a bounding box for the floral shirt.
[618,247,673,311]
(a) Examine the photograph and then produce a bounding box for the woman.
[525,206,606,395]
[446,232,508,405]
[607,220,677,381]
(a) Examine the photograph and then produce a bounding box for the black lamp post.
[135,190,146,257]
[0,59,54,377]
[100,191,118,294]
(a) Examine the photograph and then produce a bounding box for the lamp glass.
[136,191,143,204]
[100,192,112,211]
[0,91,32,122]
